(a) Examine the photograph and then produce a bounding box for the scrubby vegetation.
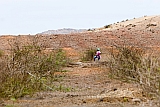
[81,48,96,61]
[108,45,160,103]
[0,44,69,99]
[104,24,111,28]
[0,50,3,57]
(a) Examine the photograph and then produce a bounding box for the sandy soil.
[2,60,158,107]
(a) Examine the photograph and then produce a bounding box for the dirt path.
[2,61,156,107]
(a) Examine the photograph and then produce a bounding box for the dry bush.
[108,46,160,102]
[0,43,68,98]
[108,46,144,81]
[104,24,111,28]
[81,48,96,61]
[138,54,160,98]
[0,50,3,57]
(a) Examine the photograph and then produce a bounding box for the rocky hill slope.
[0,15,160,54]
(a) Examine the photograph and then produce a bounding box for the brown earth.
[1,15,160,107]
[1,62,150,107]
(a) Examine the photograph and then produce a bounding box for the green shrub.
[81,48,96,61]
[104,24,111,28]
[0,50,3,57]
[0,44,68,98]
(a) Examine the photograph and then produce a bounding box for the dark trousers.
[94,55,100,61]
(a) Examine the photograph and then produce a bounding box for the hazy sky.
[0,0,160,35]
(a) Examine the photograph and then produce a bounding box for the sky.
[0,0,160,35]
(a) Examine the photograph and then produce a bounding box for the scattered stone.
[66,94,78,98]
[132,98,141,103]
[82,100,86,103]
[81,65,88,68]
[113,88,117,91]
[99,98,104,102]
[69,62,82,65]
[76,62,83,65]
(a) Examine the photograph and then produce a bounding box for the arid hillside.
[0,15,160,54]
[1,15,160,107]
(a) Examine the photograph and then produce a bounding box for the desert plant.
[81,48,96,61]
[108,46,143,81]
[104,24,111,28]
[87,29,92,31]
[108,46,160,101]
[0,50,3,57]
[0,44,68,98]
[137,55,160,98]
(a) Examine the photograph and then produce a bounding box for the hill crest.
[1,15,160,53]
[39,28,87,35]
